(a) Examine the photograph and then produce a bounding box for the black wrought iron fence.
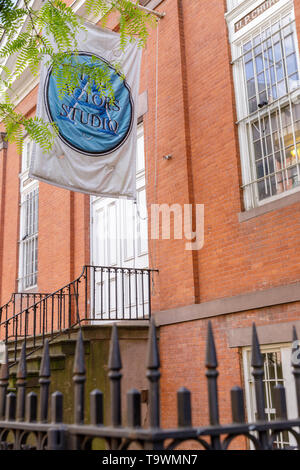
[0,320,299,450]
[0,266,157,363]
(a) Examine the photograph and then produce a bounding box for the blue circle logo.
[44,52,133,156]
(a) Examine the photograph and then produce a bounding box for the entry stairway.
[0,265,157,366]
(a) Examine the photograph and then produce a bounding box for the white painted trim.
[242,343,297,448]
[227,0,300,209]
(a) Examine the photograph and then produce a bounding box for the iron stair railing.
[0,265,158,365]
[0,292,51,326]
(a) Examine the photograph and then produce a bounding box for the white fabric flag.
[29,23,142,199]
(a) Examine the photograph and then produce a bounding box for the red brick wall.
[154,0,300,445]
[0,1,300,445]
[0,85,89,304]
[159,302,300,448]
[144,0,300,311]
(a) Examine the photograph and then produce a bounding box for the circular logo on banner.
[44,52,133,156]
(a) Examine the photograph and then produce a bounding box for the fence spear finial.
[39,339,51,422]
[250,324,268,448]
[40,339,50,378]
[251,323,263,368]
[205,320,218,368]
[147,317,160,370]
[108,324,122,371]
[16,342,27,422]
[73,329,86,375]
[17,342,27,380]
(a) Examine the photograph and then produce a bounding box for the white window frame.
[242,343,298,449]
[18,137,39,292]
[90,121,148,268]
[227,0,300,209]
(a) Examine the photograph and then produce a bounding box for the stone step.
[8,352,66,375]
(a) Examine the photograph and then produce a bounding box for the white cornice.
[226,0,294,44]
[226,0,259,22]
[225,0,293,23]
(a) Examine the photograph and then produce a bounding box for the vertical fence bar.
[72,330,86,450]
[46,297,49,333]
[42,301,45,345]
[39,340,51,423]
[0,345,9,420]
[148,271,152,319]
[93,267,96,319]
[24,309,28,351]
[135,270,138,319]
[85,266,88,320]
[68,285,72,329]
[177,387,192,427]
[205,321,221,450]
[73,330,86,425]
[108,269,111,320]
[127,389,141,428]
[141,272,145,319]
[251,324,269,449]
[292,326,300,417]
[122,269,125,319]
[51,391,63,424]
[33,305,36,348]
[63,290,66,329]
[100,267,103,320]
[108,325,122,450]
[231,386,245,423]
[109,325,122,427]
[5,321,8,346]
[115,268,118,320]
[16,343,27,422]
[129,270,132,319]
[13,296,16,338]
[26,392,37,424]
[90,390,103,426]
[75,281,80,324]
[146,318,160,429]
[51,295,54,337]
[6,392,16,421]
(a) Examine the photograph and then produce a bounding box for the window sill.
[239,189,300,222]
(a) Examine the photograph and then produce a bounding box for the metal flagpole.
[132,2,166,19]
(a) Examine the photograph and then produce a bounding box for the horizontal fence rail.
[0,321,299,449]
[0,266,158,364]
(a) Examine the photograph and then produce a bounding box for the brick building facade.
[1,0,300,449]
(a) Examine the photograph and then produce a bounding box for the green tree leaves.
[0,0,153,151]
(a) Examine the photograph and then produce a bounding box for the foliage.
[0,0,154,151]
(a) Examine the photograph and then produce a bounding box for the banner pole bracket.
[134,3,166,19]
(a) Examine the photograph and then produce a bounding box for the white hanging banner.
[29,23,142,199]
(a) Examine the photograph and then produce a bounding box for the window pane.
[20,188,39,289]
[287,54,298,75]
[245,60,254,79]
[247,79,256,98]
[284,34,295,56]
[240,16,300,206]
